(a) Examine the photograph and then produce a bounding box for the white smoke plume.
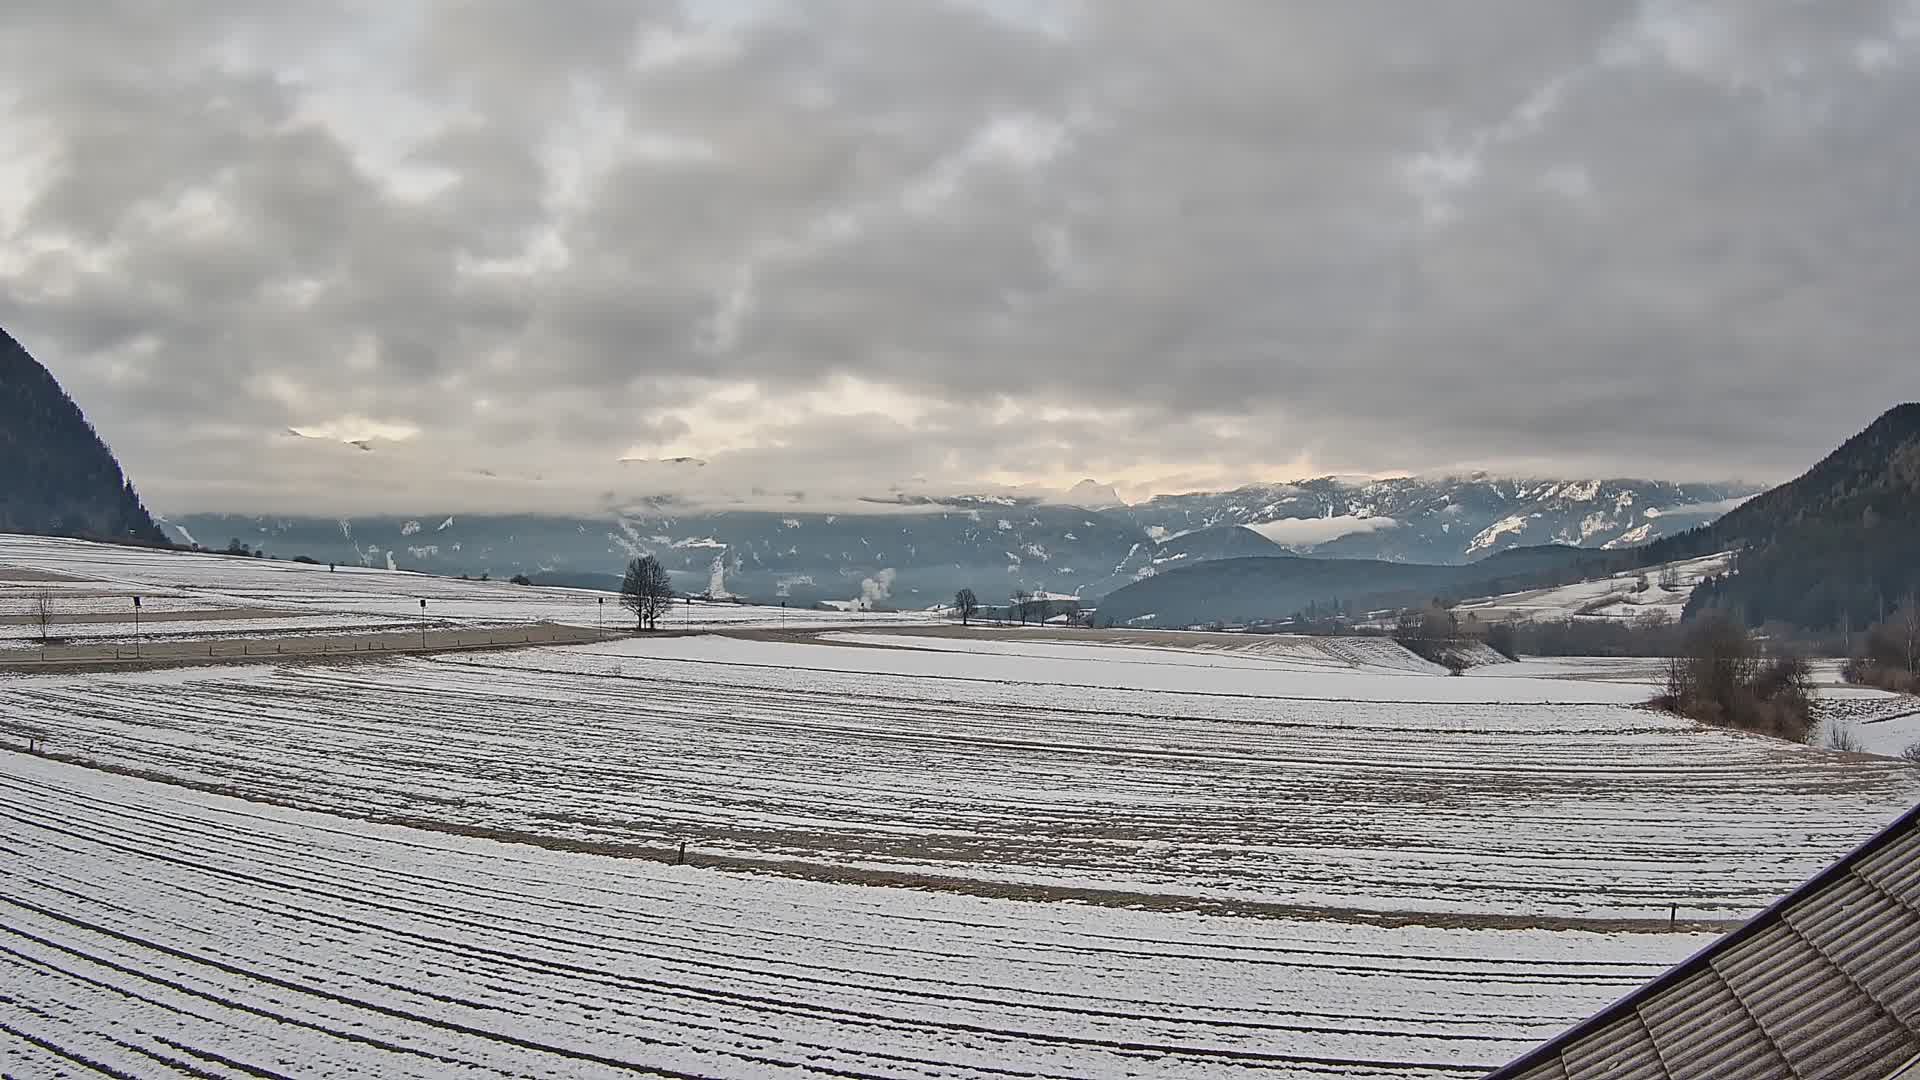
[856,568,897,610]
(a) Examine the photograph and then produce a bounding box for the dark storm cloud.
[0,1,1915,513]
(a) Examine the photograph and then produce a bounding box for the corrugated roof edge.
[1484,799,1920,1079]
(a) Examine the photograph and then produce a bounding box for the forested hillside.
[1651,404,1919,630]
[0,327,165,544]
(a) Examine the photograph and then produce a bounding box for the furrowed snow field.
[5,634,1914,923]
[6,534,1919,1078]
[823,629,1457,676]
[0,753,1709,1079]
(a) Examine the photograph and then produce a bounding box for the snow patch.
[1248,515,1400,547]
[1466,513,1536,554]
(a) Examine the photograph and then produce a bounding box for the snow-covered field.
[1,752,1709,1079]
[5,557,1919,1077]
[6,633,1913,924]
[827,628,1458,675]
[1481,655,1920,757]
[1455,552,1734,624]
[0,533,938,643]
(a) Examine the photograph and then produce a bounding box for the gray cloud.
[1,0,1915,515]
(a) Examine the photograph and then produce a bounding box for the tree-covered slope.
[0,327,165,544]
[1663,403,1920,629]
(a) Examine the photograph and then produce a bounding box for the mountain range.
[156,473,1754,610]
[24,319,1900,631]
[1099,403,1919,631]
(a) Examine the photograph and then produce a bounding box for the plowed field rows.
[0,753,1702,1079]
[7,635,1913,921]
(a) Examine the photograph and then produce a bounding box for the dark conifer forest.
[1,326,166,544]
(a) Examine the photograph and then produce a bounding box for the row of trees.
[950,587,1080,627]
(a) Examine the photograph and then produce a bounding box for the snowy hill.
[1453,552,1736,625]
[1063,479,1127,510]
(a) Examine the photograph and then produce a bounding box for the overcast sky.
[2,1,1915,514]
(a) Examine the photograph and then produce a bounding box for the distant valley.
[158,473,1755,610]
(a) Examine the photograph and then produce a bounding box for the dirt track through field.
[0,623,613,671]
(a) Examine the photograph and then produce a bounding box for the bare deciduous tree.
[1010,589,1032,626]
[32,589,53,643]
[621,556,675,631]
[1901,592,1920,674]
[953,588,979,626]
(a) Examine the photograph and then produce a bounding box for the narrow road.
[0,622,615,671]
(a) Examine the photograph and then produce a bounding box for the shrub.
[1485,621,1520,661]
[1841,655,1920,694]
[510,573,532,586]
[1900,742,1920,764]
[1652,615,1814,742]
[1825,722,1865,753]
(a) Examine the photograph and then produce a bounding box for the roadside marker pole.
[420,598,428,649]
[132,595,141,658]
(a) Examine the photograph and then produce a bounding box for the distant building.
[1487,801,1920,1079]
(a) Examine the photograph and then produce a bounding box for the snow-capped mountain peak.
[1064,479,1126,510]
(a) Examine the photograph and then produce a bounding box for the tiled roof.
[1488,802,1920,1080]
